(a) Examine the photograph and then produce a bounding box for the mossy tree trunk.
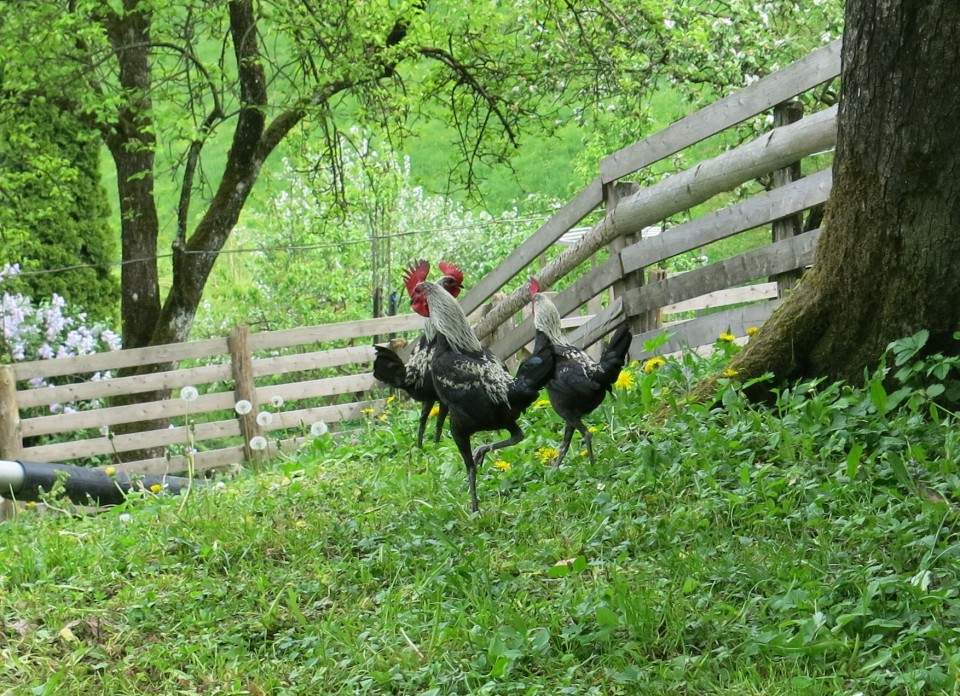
[733,0,960,390]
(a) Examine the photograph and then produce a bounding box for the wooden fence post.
[1,365,23,521]
[228,325,266,470]
[606,180,655,336]
[771,100,805,297]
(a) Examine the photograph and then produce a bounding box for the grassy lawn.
[3,336,958,695]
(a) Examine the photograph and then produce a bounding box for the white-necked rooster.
[372,260,464,447]
[413,279,555,513]
[530,278,633,467]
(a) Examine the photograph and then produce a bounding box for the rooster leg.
[416,401,434,449]
[472,424,524,464]
[579,423,595,466]
[451,427,480,513]
[433,404,448,443]
[554,423,577,467]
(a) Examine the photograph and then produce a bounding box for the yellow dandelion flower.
[361,408,375,415]
[25,501,37,509]
[149,483,163,494]
[534,399,551,408]
[378,414,388,422]
[386,395,396,404]
[493,460,512,472]
[580,449,589,457]
[723,368,739,378]
[643,357,666,374]
[429,405,440,418]
[535,447,560,464]
[613,370,635,390]
[746,326,759,337]
[718,332,736,343]
[629,360,640,368]
[104,466,117,476]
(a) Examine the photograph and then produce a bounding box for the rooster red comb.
[402,259,430,298]
[528,277,541,296]
[438,261,464,285]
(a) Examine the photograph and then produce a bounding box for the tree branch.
[419,46,519,148]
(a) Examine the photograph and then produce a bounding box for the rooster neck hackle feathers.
[532,293,572,347]
[419,281,484,354]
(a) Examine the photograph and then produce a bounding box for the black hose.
[2,460,202,506]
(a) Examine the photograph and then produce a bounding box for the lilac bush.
[1,263,121,392]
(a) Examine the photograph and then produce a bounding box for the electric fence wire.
[4,212,558,279]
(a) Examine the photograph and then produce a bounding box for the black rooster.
[373,260,464,447]
[413,279,555,512]
[530,278,633,467]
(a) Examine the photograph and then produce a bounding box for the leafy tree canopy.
[0,0,842,350]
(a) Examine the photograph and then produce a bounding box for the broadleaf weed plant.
[4,331,960,694]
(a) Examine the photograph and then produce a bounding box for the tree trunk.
[102,4,161,352]
[733,0,960,390]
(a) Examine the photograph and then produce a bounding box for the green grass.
[4,336,959,695]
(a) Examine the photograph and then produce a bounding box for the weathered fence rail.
[0,38,843,483]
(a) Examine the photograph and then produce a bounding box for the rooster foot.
[471,445,490,464]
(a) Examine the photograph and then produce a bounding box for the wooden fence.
[0,38,842,480]
[0,315,426,477]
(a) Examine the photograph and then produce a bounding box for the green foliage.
[0,0,844,347]
[571,1,844,181]
[0,97,118,322]
[4,332,960,694]
[197,135,555,335]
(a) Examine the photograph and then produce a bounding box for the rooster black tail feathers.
[373,345,407,388]
[600,322,633,373]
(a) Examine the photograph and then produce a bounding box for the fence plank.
[474,106,837,343]
[632,301,782,359]
[252,345,376,377]
[624,229,822,318]
[255,374,378,404]
[459,177,603,317]
[247,314,424,351]
[255,400,382,436]
[600,38,842,182]
[15,363,232,409]
[21,391,237,438]
[23,418,242,461]
[11,337,228,382]
[104,446,246,478]
[22,398,385,463]
[663,283,779,314]
[621,167,832,274]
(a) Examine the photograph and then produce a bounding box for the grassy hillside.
[3,335,959,695]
